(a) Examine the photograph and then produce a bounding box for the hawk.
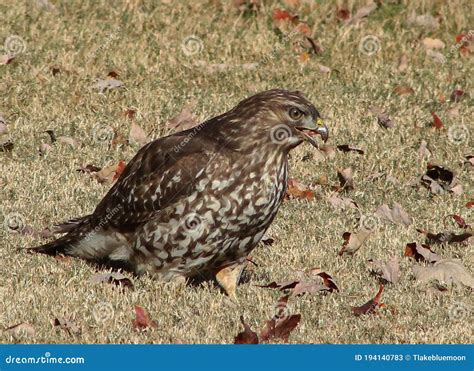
[30,89,328,298]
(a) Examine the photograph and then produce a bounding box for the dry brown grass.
[0,0,472,344]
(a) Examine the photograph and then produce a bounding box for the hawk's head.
[216,89,328,152]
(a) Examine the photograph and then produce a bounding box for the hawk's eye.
[289,107,303,120]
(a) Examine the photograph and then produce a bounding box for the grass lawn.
[0,0,472,343]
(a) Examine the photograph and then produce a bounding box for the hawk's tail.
[28,215,92,256]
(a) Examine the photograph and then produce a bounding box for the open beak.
[295,117,329,148]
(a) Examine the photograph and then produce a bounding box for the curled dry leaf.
[328,195,358,210]
[347,2,377,24]
[5,323,35,338]
[448,214,470,229]
[261,235,275,246]
[132,305,157,330]
[234,316,259,344]
[286,178,314,200]
[413,259,474,289]
[1,54,16,65]
[258,270,338,295]
[393,86,414,96]
[85,161,125,184]
[416,228,472,245]
[339,229,372,256]
[166,102,198,132]
[95,78,124,93]
[375,203,413,227]
[336,144,364,155]
[129,122,148,146]
[418,140,431,159]
[420,165,458,195]
[90,272,134,290]
[404,242,441,263]
[430,112,444,129]
[53,317,81,335]
[337,167,354,191]
[450,89,465,103]
[352,285,384,316]
[369,256,401,284]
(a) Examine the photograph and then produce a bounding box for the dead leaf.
[234,316,259,344]
[5,323,35,338]
[166,102,198,131]
[272,8,298,24]
[95,78,124,93]
[337,167,354,191]
[416,228,472,245]
[336,144,364,155]
[90,272,134,290]
[123,109,136,120]
[260,296,300,342]
[369,256,401,284]
[377,112,394,129]
[1,54,15,65]
[404,242,441,263]
[91,161,125,184]
[318,64,331,74]
[352,285,384,316]
[418,140,431,159]
[420,165,458,194]
[132,305,157,330]
[422,37,445,49]
[286,178,314,200]
[430,112,444,129]
[336,7,350,21]
[348,2,377,24]
[261,235,275,246]
[448,214,470,229]
[407,12,439,29]
[375,203,413,226]
[339,229,372,256]
[450,90,465,103]
[328,195,358,210]
[0,140,14,152]
[393,86,414,96]
[466,201,474,208]
[57,136,78,148]
[129,122,148,146]
[413,259,474,288]
[53,317,81,335]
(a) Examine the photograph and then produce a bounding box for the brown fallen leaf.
[5,323,35,338]
[422,37,445,49]
[448,214,470,229]
[123,109,136,120]
[352,285,384,316]
[416,228,472,245]
[377,113,394,129]
[420,164,458,194]
[431,112,444,129]
[375,203,413,227]
[1,54,15,65]
[404,242,441,263]
[347,2,377,25]
[413,259,474,288]
[91,161,125,184]
[466,201,474,208]
[393,85,414,96]
[450,89,466,103]
[339,229,372,256]
[95,78,124,93]
[369,256,401,284]
[286,178,314,200]
[166,102,198,132]
[337,167,354,191]
[128,122,148,146]
[90,272,134,290]
[260,296,301,342]
[132,305,157,330]
[418,140,431,159]
[0,140,14,152]
[328,195,358,210]
[234,316,259,344]
[53,317,81,335]
[336,144,364,155]
[261,235,275,246]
